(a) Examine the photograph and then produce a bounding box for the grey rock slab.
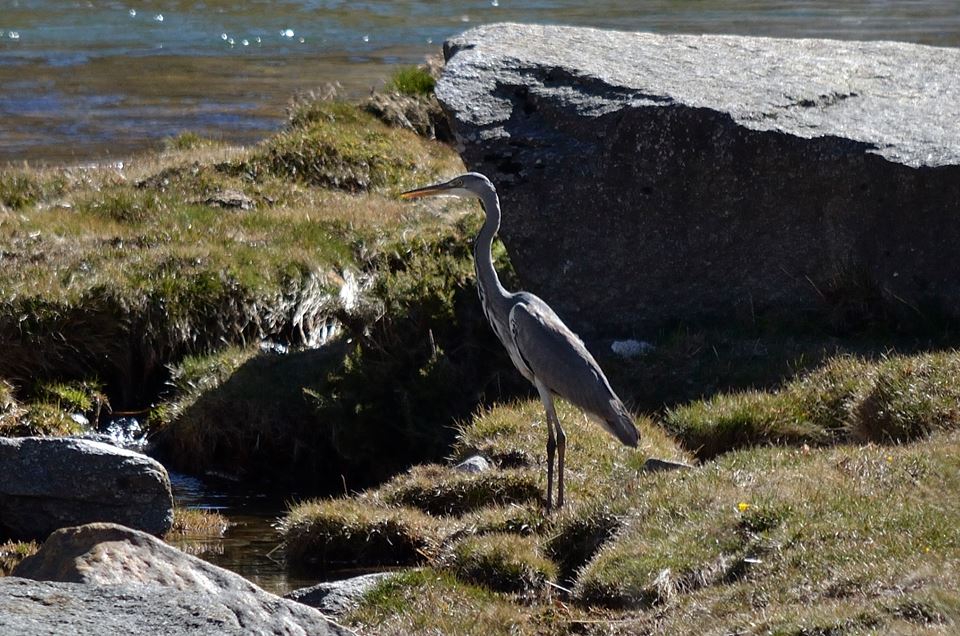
[0,577,352,636]
[12,522,352,635]
[285,571,396,616]
[0,437,173,540]
[438,24,960,334]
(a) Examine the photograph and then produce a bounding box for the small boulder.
[0,437,173,540]
[12,522,351,635]
[285,571,396,616]
[643,458,694,473]
[454,455,492,473]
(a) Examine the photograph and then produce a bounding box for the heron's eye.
[454,180,463,187]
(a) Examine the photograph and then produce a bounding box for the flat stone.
[285,572,396,616]
[438,24,960,334]
[643,458,694,473]
[12,522,351,635]
[0,437,173,540]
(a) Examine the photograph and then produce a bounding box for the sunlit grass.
[0,540,39,576]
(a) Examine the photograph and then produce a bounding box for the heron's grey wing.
[508,298,637,447]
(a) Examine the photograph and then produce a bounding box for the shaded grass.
[152,216,522,488]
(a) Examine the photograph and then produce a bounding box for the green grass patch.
[850,351,960,443]
[0,95,466,414]
[664,389,822,459]
[444,533,556,594]
[249,100,451,191]
[575,432,960,621]
[386,66,436,96]
[666,350,960,459]
[347,569,571,635]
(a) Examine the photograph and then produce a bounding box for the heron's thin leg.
[536,381,557,512]
[555,416,566,509]
[545,410,556,512]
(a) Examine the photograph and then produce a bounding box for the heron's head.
[399,172,494,201]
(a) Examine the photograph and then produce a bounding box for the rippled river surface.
[2,1,959,163]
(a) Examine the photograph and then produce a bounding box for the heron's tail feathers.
[597,399,639,448]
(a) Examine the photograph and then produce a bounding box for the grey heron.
[401,172,639,510]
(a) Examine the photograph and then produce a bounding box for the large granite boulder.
[438,24,960,335]
[10,522,350,635]
[0,437,173,540]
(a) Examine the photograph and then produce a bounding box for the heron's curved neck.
[474,186,511,306]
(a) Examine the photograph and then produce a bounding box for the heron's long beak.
[399,182,454,199]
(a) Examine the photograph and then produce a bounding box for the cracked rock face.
[438,23,960,335]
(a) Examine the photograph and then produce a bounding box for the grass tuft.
[0,171,42,210]
[444,533,556,594]
[850,352,960,443]
[380,464,541,516]
[250,100,451,192]
[664,390,821,459]
[386,66,437,96]
[574,435,960,616]
[281,497,443,571]
[666,350,960,460]
[0,540,39,576]
[164,506,230,539]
